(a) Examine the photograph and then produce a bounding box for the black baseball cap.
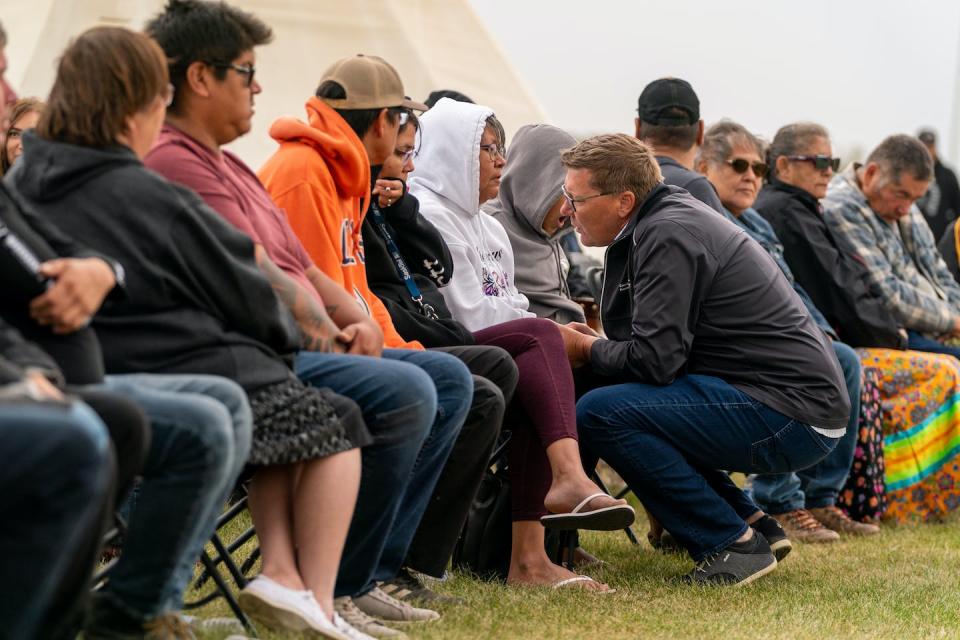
[637,77,700,126]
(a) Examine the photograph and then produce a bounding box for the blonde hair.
[560,133,662,203]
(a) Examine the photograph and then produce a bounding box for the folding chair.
[182,484,260,635]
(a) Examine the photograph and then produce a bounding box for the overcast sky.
[467,0,960,165]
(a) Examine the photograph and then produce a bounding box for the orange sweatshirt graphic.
[259,98,422,350]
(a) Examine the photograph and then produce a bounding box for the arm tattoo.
[255,249,342,352]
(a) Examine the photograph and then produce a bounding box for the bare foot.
[543,481,627,515]
[507,559,611,592]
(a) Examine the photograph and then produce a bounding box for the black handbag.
[452,461,512,581]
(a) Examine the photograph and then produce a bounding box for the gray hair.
[767,122,830,177]
[698,120,763,167]
[866,134,933,184]
[485,114,505,147]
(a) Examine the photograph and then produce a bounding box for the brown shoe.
[809,505,881,536]
[772,509,840,543]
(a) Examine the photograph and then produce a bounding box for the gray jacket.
[484,124,586,324]
[593,183,850,430]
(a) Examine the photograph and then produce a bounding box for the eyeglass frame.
[726,157,770,179]
[786,154,841,172]
[479,142,505,161]
[208,62,256,88]
[560,184,615,213]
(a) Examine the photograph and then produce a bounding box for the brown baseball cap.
[318,54,428,112]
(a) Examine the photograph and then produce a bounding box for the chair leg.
[199,550,258,636]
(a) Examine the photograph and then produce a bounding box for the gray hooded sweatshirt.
[483,125,586,324]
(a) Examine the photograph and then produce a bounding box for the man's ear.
[618,191,637,218]
[371,108,390,137]
[184,60,213,99]
[696,120,705,146]
[776,155,791,177]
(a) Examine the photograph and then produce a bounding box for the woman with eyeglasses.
[400,98,635,592]
[1,97,43,174]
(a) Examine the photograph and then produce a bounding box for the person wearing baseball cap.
[634,77,723,213]
[260,55,520,635]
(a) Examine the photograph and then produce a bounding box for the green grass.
[187,505,960,640]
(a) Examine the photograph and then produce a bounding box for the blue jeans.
[0,401,113,640]
[295,348,472,597]
[750,341,862,512]
[98,374,251,617]
[907,331,960,360]
[577,374,839,561]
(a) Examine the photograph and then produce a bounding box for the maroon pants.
[473,317,578,520]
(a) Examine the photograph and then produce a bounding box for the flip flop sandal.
[541,492,636,531]
[551,575,615,594]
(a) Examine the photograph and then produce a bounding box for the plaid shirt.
[822,165,960,334]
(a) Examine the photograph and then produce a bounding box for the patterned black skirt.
[247,376,372,466]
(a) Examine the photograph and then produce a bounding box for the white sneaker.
[333,612,378,640]
[238,575,348,639]
[353,586,440,623]
[334,597,408,639]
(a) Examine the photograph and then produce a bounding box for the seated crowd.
[2,2,960,639]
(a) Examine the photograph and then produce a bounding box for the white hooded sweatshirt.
[408,98,535,331]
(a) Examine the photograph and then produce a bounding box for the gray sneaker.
[352,587,440,624]
[681,532,778,586]
[334,597,408,639]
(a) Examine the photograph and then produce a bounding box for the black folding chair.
[182,485,260,635]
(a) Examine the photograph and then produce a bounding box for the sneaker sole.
[238,591,345,639]
[769,538,792,562]
[735,556,778,587]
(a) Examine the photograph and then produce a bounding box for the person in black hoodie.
[755,122,907,349]
[6,26,369,638]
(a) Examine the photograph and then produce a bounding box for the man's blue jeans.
[98,374,252,617]
[295,348,472,597]
[907,330,960,360]
[578,374,839,561]
[0,401,113,640]
[750,341,862,513]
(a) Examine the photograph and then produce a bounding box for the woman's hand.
[374,178,404,209]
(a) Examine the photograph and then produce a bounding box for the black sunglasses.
[727,158,769,179]
[209,62,256,88]
[787,155,841,172]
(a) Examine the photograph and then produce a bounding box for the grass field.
[186,504,960,640]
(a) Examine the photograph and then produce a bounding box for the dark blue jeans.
[907,331,960,360]
[0,401,114,640]
[578,374,839,561]
[750,341,862,512]
[295,348,472,597]
[99,374,251,618]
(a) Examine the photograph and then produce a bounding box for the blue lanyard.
[369,201,438,319]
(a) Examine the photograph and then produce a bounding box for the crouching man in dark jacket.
[555,134,851,586]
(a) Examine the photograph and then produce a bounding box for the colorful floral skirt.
[855,348,960,522]
[838,367,886,520]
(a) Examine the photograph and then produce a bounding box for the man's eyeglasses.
[787,154,841,172]
[479,143,505,161]
[210,62,256,88]
[726,158,769,179]
[561,184,613,213]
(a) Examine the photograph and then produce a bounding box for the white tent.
[4,0,549,168]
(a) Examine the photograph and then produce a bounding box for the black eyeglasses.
[787,155,840,172]
[560,184,613,213]
[210,62,256,88]
[726,158,769,178]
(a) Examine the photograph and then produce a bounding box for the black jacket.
[594,183,849,429]
[362,186,475,347]
[6,132,301,392]
[754,179,905,349]
[0,181,112,384]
